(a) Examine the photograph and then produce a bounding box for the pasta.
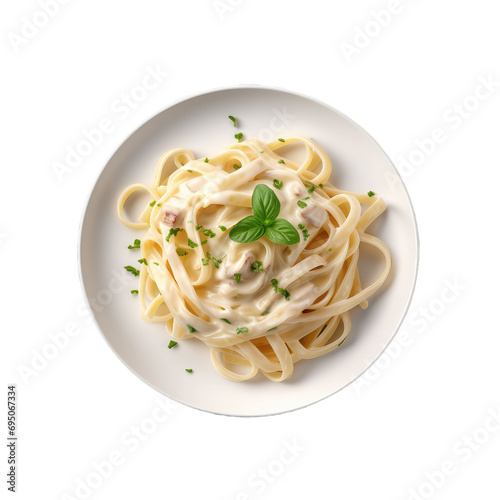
[117,136,391,382]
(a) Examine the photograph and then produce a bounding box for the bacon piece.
[301,205,326,228]
[162,211,178,225]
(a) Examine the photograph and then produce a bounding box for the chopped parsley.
[278,160,285,164]
[250,261,265,272]
[137,258,147,266]
[206,252,224,269]
[220,318,232,324]
[185,368,193,373]
[278,138,285,142]
[176,248,188,257]
[202,228,216,238]
[270,279,291,301]
[130,290,138,294]
[273,179,283,190]
[196,225,204,231]
[297,200,308,209]
[187,325,197,333]
[187,169,193,173]
[204,157,209,163]
[234,273,241,283]
[236,327,248,335]
[305,181,316,194]
[166,228,183,242]
[233,163,241,170]
[168,340,177,349]
[187,238,198,248]
[153,262,159,266]
[201,240,208,245]
[149,201,156,207]
[267,326,278,332]
[128,239,141,249]
[202,258,210,266]
[228,115,237,127]
[219,225,227,232]
[298,223,310,241]
[319,183,324,188]
[124,266,140,276]
[261,310,270,316]
[235,132,243,142]
[368,190,375,197]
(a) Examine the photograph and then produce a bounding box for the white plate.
[79,86,418,417]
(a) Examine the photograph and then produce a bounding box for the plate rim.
[77,84,420,417]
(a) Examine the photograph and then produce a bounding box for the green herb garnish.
[305,181,316,194]
[138,258,148,266]
[130,290,138,294]
[187,238,198,248]
[261,310,270,316]
[270,279,290,301]
[234,273,241,283]
[267,326,278,332]
[204,157,209,163]
[229,185,300,245]
[128,239,141,249]
[124,266,140,276]
[278,160,285,164]
[206,252,224,269]
[235,132,243,142]
[228,115,237,127]
[201,240,208,245]
[203,228,216,238]
[233,164,241,170]
[273,179,283,190]
[202,258,210,266]
[196,225,204,231]
[153,262,159,266]
[297,200,307,209]
[220,318,232,324]
[168,340,177,349]
[149,201,156,207]
[166,228,183,242]
[176,248,188,257]
[298,223,310,241]
[368,190,375,197]
[187,325,197,333]
[278,138,285,142]
[250,261,265,272]
[187,169,193,173]
[219,225,227,232]
[236,327,248,335]
[185,368,193,373]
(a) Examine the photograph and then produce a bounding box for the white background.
[2,0,500,499]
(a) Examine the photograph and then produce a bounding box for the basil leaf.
[252,184,280,222]
[265,218,300,245]
[229,215,265,243]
